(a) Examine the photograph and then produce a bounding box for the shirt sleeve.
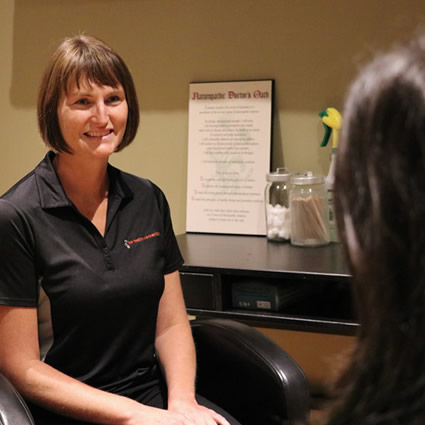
[0,199,38,306]
[151,185,184,275]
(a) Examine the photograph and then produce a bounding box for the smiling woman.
[0,35,241,425]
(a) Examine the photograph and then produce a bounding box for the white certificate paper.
[186,80,272,235]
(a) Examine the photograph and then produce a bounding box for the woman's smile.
[86,130,112,137]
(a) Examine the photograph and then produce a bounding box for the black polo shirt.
[0,151,183,391]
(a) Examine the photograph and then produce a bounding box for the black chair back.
[191,318,310,425]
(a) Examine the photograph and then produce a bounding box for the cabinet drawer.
[180,272,215,310]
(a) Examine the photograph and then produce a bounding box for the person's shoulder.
[118,168,153,187]
[0,198,18,216]
[0,198,27,230]
[112,167,164,198]
[1,169,38,210]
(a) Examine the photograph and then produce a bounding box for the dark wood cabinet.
[177,233,358,336]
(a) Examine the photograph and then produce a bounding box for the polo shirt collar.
[108,164,134,203]
[35,151,133,209]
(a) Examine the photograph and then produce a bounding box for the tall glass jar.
[265,168,291,242]
[289,172,330,247]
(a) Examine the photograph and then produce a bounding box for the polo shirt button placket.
[105,256,114,270]
[102,245,114,270]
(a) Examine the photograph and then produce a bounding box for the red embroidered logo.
[124,232,160,249]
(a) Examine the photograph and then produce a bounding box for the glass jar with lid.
[265,168,291,242]
[289,172,330,247]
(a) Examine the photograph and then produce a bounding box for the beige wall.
[2,0,425,235]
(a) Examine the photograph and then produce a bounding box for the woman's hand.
[168,398,231,425]
[123,398,230,425]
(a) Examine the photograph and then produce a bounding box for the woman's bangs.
[67,55,121,92]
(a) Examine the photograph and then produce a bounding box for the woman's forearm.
[154,317,231,425]
[8,359,142,425]
[155,271,199,405]
[155,320,197,404]
[0,306,153,425]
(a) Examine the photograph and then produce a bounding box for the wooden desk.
[177,233,357,336]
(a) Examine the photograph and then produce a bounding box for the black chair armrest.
[0,373,35,425]
[191,318,309,425]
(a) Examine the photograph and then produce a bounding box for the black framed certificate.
[186,80,273,235]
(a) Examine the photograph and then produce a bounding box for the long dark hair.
[327,35,425,425]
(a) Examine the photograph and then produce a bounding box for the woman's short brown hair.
[37,35,139,153]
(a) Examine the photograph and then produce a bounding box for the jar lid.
[266,167,291,182]
[290,171,325,185]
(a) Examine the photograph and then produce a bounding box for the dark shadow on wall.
[11,0,425,112]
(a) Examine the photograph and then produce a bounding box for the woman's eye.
[75,98,89,105]
[107,95,121,104]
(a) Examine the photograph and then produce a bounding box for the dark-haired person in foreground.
[326,34,425,425]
